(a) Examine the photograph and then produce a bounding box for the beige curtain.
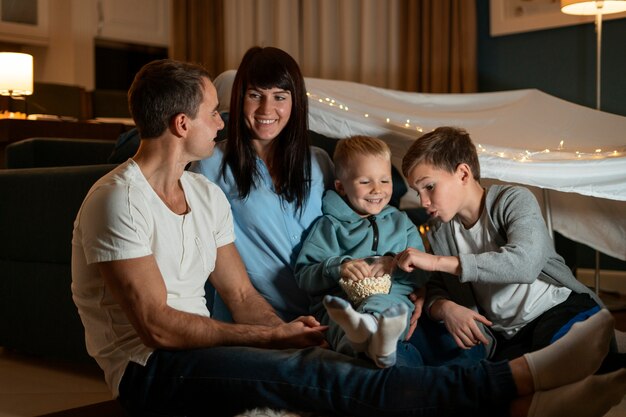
[299,0,402,89]
[221,0,301,70]
[399,0,477,93]
[170,0,225,79]
[171,0,476,93]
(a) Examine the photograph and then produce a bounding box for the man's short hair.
[333,135,391,179]
[128,59,211,139]
[402,126,480,180]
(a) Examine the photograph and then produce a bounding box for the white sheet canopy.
[214,70,626,260]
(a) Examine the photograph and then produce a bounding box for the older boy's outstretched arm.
[395,246,461,276]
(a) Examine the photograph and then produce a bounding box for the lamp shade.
[0,52,34,96]
[561,0,626,15]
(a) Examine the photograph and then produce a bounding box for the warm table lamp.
[0,52,34,114]
[561,0,626,299]
[0,52,33,96]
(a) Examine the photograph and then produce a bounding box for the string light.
[305,89,625,162]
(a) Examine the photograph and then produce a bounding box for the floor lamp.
[560,0,626,300]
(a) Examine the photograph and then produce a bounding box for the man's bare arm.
[209,243,283,327]
[98,251,324,350]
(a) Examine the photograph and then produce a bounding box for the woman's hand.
[404,287,425,340]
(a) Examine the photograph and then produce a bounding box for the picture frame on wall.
[490,0,626,36]
[0,0,48,45]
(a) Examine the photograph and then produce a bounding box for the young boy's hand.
[432,299,492,349]
[340,256,395,281]
[340,259,372,281]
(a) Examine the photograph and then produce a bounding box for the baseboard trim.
[577,268,626,296]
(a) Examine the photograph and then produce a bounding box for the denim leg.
[119,346,515,417]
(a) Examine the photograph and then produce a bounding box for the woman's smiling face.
[243,85,293,143]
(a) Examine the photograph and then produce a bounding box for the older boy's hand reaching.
[395,247,461,276]
[430,299,492,349]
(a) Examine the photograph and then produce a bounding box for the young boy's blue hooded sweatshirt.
[294,190,429,350]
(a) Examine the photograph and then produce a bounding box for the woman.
[191,46,334,322]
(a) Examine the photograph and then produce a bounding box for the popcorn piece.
[339,274,392,305]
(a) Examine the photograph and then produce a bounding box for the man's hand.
[269,316,329,349]
[433,299,492,349]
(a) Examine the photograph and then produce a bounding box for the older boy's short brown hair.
[333,135,391,179]
[401,126,480,180]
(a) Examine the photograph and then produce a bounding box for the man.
[71,59,622,417]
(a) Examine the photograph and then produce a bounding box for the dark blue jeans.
[118,318,514,417]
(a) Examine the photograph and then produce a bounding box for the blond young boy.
[396,126,606,361]
[294,135,428,368]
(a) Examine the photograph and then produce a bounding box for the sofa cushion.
[5,137,116,169]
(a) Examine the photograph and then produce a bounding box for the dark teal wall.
[477,0,626,117]
[476,0,626,269]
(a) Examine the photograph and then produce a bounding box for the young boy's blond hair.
[401,126,481,181]
[333,135,392,180]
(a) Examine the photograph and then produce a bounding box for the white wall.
[1,0,169,90]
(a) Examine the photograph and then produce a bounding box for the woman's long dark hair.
[222,46,311,210]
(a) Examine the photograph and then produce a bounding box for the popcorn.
[339,274,392,306]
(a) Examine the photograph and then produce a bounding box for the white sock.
[367,304,408,368]
[614,329,626,353]
[524,309,614,391]
[323,295,377,351]
[527,369,626,417]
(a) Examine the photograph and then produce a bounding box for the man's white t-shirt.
[71,159,234,397]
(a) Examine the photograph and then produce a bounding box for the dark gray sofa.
[0,163,117,361]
